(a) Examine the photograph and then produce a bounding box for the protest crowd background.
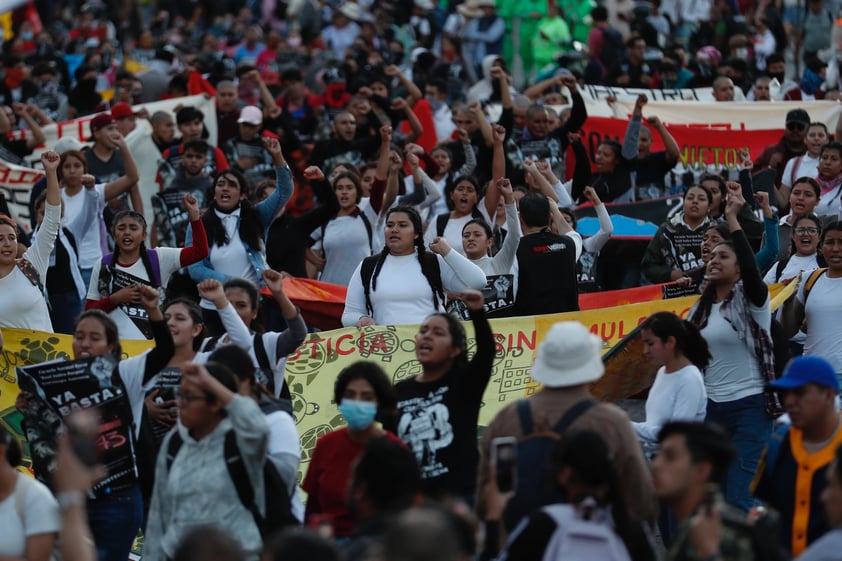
[2,0,842,560]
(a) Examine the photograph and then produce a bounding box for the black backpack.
[165,428,298,539]
[502,399,596,531]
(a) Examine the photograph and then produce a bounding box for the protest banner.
[579,115,783,170]
[0,283,791,478]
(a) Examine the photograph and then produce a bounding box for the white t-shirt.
[633,365,707,455]
[87,247,184,340]
[799,273,842,376]
[763,254,820,284]
[312,205,377,286]
[701,296,770,402]
[781,153,819,189]
[62,184,105,269]
[0,474,60,557]
[341,250,487,326]
[424,203,492,257]
[201,209,258,310]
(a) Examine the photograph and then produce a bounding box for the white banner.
[3,94,218,230]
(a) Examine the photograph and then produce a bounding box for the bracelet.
[700,554,723,561]
[56,491,86,512]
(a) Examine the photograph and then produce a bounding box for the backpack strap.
[803,267,827,305]
[63,227,78,255]
[436,213,449,237]
[223,429,264,526]
[253,333,271,372]
[360,255,379,316]
[16,258,44,295]
[516,399,535,436]
[550,400,597,435]
[201,334,224,354]
[359,211,373,253]
[165,431,184,472]
[774,254,791,283]
[147,249,162,288]
[790,155,804,187]
[421,252,444,310]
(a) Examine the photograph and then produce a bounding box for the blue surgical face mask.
[339,399,378,430]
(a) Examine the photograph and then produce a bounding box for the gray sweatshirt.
[144,395,270,561]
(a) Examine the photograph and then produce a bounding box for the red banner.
[579,116,783,169]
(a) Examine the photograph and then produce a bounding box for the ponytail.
[641,312,711,370]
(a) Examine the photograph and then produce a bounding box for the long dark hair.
[788,213,823,258]
[688,240,736,326]
[222,278,262,332]
[207,345,273,401]
[202,168,262,250]
[163,298,205,351]
[640,311,711,370]
[444,175,483,213]
[370,206,442,306]
[0,425,22,467]
[111,210,159,286]
[551,430,651,561]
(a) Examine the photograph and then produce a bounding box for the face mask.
[735,47,749,59]
[428,97,444,111]
[769,72,785,83]
[20,31,33,40]
[339,399,377,430]
[287,36,301,48]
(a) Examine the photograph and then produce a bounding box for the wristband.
[57,491,86,512]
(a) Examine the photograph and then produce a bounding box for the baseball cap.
[110,102,139,120]
[768,356,840,393]
[54,137,85,154]
[785,108,810,127]
[237,106,263,125]
[88,113,115,139]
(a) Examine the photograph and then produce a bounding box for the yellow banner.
[0,283,792,475]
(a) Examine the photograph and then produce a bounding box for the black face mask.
[769,72,785,83]
[77,78,97,91]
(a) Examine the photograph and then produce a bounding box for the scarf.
[816,171,842,197]
[690,282,784,416]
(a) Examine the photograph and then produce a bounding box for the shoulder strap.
[359,211,373,252]
[63,227,78,254]
[16,258,44,294]
[360,255,379,316]
[223,429,263,524]
[421,252,444,310]
[147,249,162,287]
[165,431,184,472]
[551,400,597,435]
[790,155,804,187]
[102,252,114,266]
[436,213,449,237]
[516,399,534,436]
[202,334,224,353]
[775,255,791,283]
[253,333,271,371]
[804,267,827,304]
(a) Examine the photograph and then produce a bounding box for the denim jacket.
[187,165,292,287]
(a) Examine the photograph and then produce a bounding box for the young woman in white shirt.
[634,311,709,457]
[342,205,486,327]
[780,122,827,200]
[58,137,139,289]
[0,151,61,332]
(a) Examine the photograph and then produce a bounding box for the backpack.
[435,208,484,238]
[359,252,444,316]
[165,429,298,539]
[539,501,632,561]
[502,399,596,531]
[202,333,294,415]
[599,27,626,69]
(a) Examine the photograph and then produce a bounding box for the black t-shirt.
[515,230,579,315]
[635,151,671,196]
[392,310,494,501]
[45,229,77,294]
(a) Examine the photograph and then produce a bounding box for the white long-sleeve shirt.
[341,249,487,326]
[633,364,707,456]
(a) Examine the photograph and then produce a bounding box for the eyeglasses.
[787,122,807,131]
[175,389,208,404]
[794,227,819,235]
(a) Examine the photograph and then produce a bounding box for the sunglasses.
[787,122,807,131]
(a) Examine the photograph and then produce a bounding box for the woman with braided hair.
[85,194,208,340]
[341,205,486,327]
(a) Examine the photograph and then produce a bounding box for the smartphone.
[66,409,100,467]
[491,437,518,493]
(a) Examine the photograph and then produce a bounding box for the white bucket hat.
[530,322,605,388]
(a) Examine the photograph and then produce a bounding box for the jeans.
[49,290,83,334]
[80,268,93,293]
[88,485,144,561]
[706,394,772,512]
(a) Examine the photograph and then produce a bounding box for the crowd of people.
[1,0,842,560]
